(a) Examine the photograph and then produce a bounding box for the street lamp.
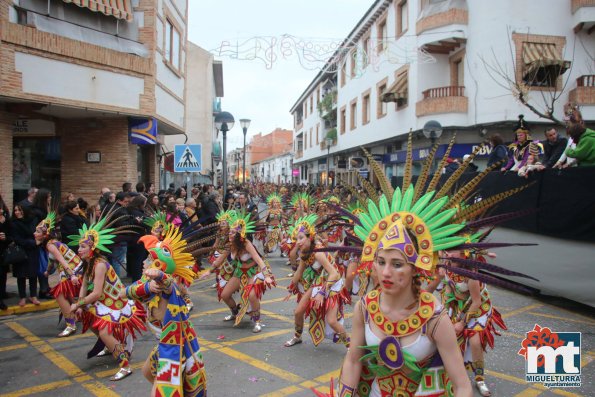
[326,136,333,188]
[240,118,251,184]
[215,111,235,201]
[422,120,443,173]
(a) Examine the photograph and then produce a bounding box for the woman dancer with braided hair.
[200,211,275,333]
[68,217,147,380]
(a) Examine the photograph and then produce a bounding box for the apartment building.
[0,0,220,206]
[290,0,595,186]
[251,146,293,184]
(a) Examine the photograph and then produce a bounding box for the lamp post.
[240,119,251,184]
[326,137,333,188]
[422,120,443,173]
[214,111,235,201]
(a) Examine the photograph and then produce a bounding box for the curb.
[0,300,59,317]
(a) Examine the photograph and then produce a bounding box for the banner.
[129,117,158,144]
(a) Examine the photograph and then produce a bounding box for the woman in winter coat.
[59,201,88,246]
[10,205,40,306]
[0,194,10,310]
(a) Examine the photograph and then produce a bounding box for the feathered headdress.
[290,192,312,210]
[143,211,169,237]
[68,216,116,254]
[266,193,282,206]
[138,226,195,285]
[229,211,256,239]
[352,130,536,293]
[36,211,56,235]
[216,209,236,224]
[293,213,318,238]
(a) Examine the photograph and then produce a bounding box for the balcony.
[569,75,595,105]
[295,149,303,159]
[571,0,595,33]
[416,86,468,117]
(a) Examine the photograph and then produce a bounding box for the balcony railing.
[577,75,595,87]
[422,86,465,99]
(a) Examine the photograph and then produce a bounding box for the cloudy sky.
[187,0,373,150]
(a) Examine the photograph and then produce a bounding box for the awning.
[62,0,133,22]
[522,42,571,81]
[382,71,408,103]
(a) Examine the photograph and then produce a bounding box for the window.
[304,132,308,149]
[317,88,321,105]
[341,61,347,87]
[377,18,388,53]
[165,18,181,70]
[310,95,314,113]
[350,98,358,131]
[304,102,307,118]
[350,48,357,78]
[377,77,388,118]
[316,124,320,144]
[340,106,347,134]
[512,34,569,90]
[362,35,371,68]
[362,90,371,125]
[310,127,313,148]
[397,1,408,37]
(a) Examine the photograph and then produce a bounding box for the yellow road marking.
[222,328,292,346]
[217,346,305,383]
[514,389,543,397]
[259,385,303,397]
[501,331,524,339]
[260,310,295,324]
[2,380,73,397]
[501,304,543,319]
[0,342,28,352]
[5,322,120,397]
[314,368,341,383]
[526,311,595,326]
[580,353,593,368]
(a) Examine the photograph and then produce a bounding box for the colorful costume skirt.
[305,278,350,346]
[50,271,81,301]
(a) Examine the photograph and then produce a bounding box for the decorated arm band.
[76,297,86,307]
[337,380,355,397]
[262,265,274,279]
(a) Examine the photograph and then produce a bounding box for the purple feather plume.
[441,257,539,281]
[463,209,538,231]
[441,265,538,294]
[457,242,537,250]
[325,203,363,226]
[313,246,362,254]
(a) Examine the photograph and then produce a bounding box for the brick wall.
[59,118,137,205]
[569,86,595,105]
[571,0,595,13]
[248,128,293,165]
[416,8,468,35]
[0,110,15,207]
[415,96,468,117]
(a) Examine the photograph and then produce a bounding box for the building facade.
[247,128,293,167]
[0,0,205,207]
[290,0,595,186]
[251,149,293,184]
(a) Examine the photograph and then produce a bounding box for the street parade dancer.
[200,211,275,333]
[208,209,236,300]
[34,211,83,337]
[126,225,207,397]
[68,215,147,380]
[313,134,538,397]
[285,214,350,348]
[261,192,285,255]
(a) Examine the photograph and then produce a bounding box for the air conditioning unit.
[348,156,366,170]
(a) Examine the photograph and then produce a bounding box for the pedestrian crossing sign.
[174,144,202,172]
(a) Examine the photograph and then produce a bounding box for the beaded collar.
[365,289,436,337]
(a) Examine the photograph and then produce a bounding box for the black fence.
[389,167,595,242]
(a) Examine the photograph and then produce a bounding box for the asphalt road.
[0,253,593,397]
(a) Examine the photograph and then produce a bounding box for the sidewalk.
[0,270,61,316]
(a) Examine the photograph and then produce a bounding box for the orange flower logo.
[518,324,566,368]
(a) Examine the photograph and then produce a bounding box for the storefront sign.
[383,143,492,164]
[129,117,158,144]
[292,169,300,176]
[13,119,56,136]
[359,169,369,178]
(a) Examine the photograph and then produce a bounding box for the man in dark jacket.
[198,192,220,226]
[542,128,568,168]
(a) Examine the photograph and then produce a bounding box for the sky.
[187,0,373,151]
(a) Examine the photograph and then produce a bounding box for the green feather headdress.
[68,216,116,254]
[229,210,256,239]
[36,211,56,235]
[216,209,237,224]
[293,213,319,238]
[266,193,282,206]
[290,192,312,210]
[143,211,169,237]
